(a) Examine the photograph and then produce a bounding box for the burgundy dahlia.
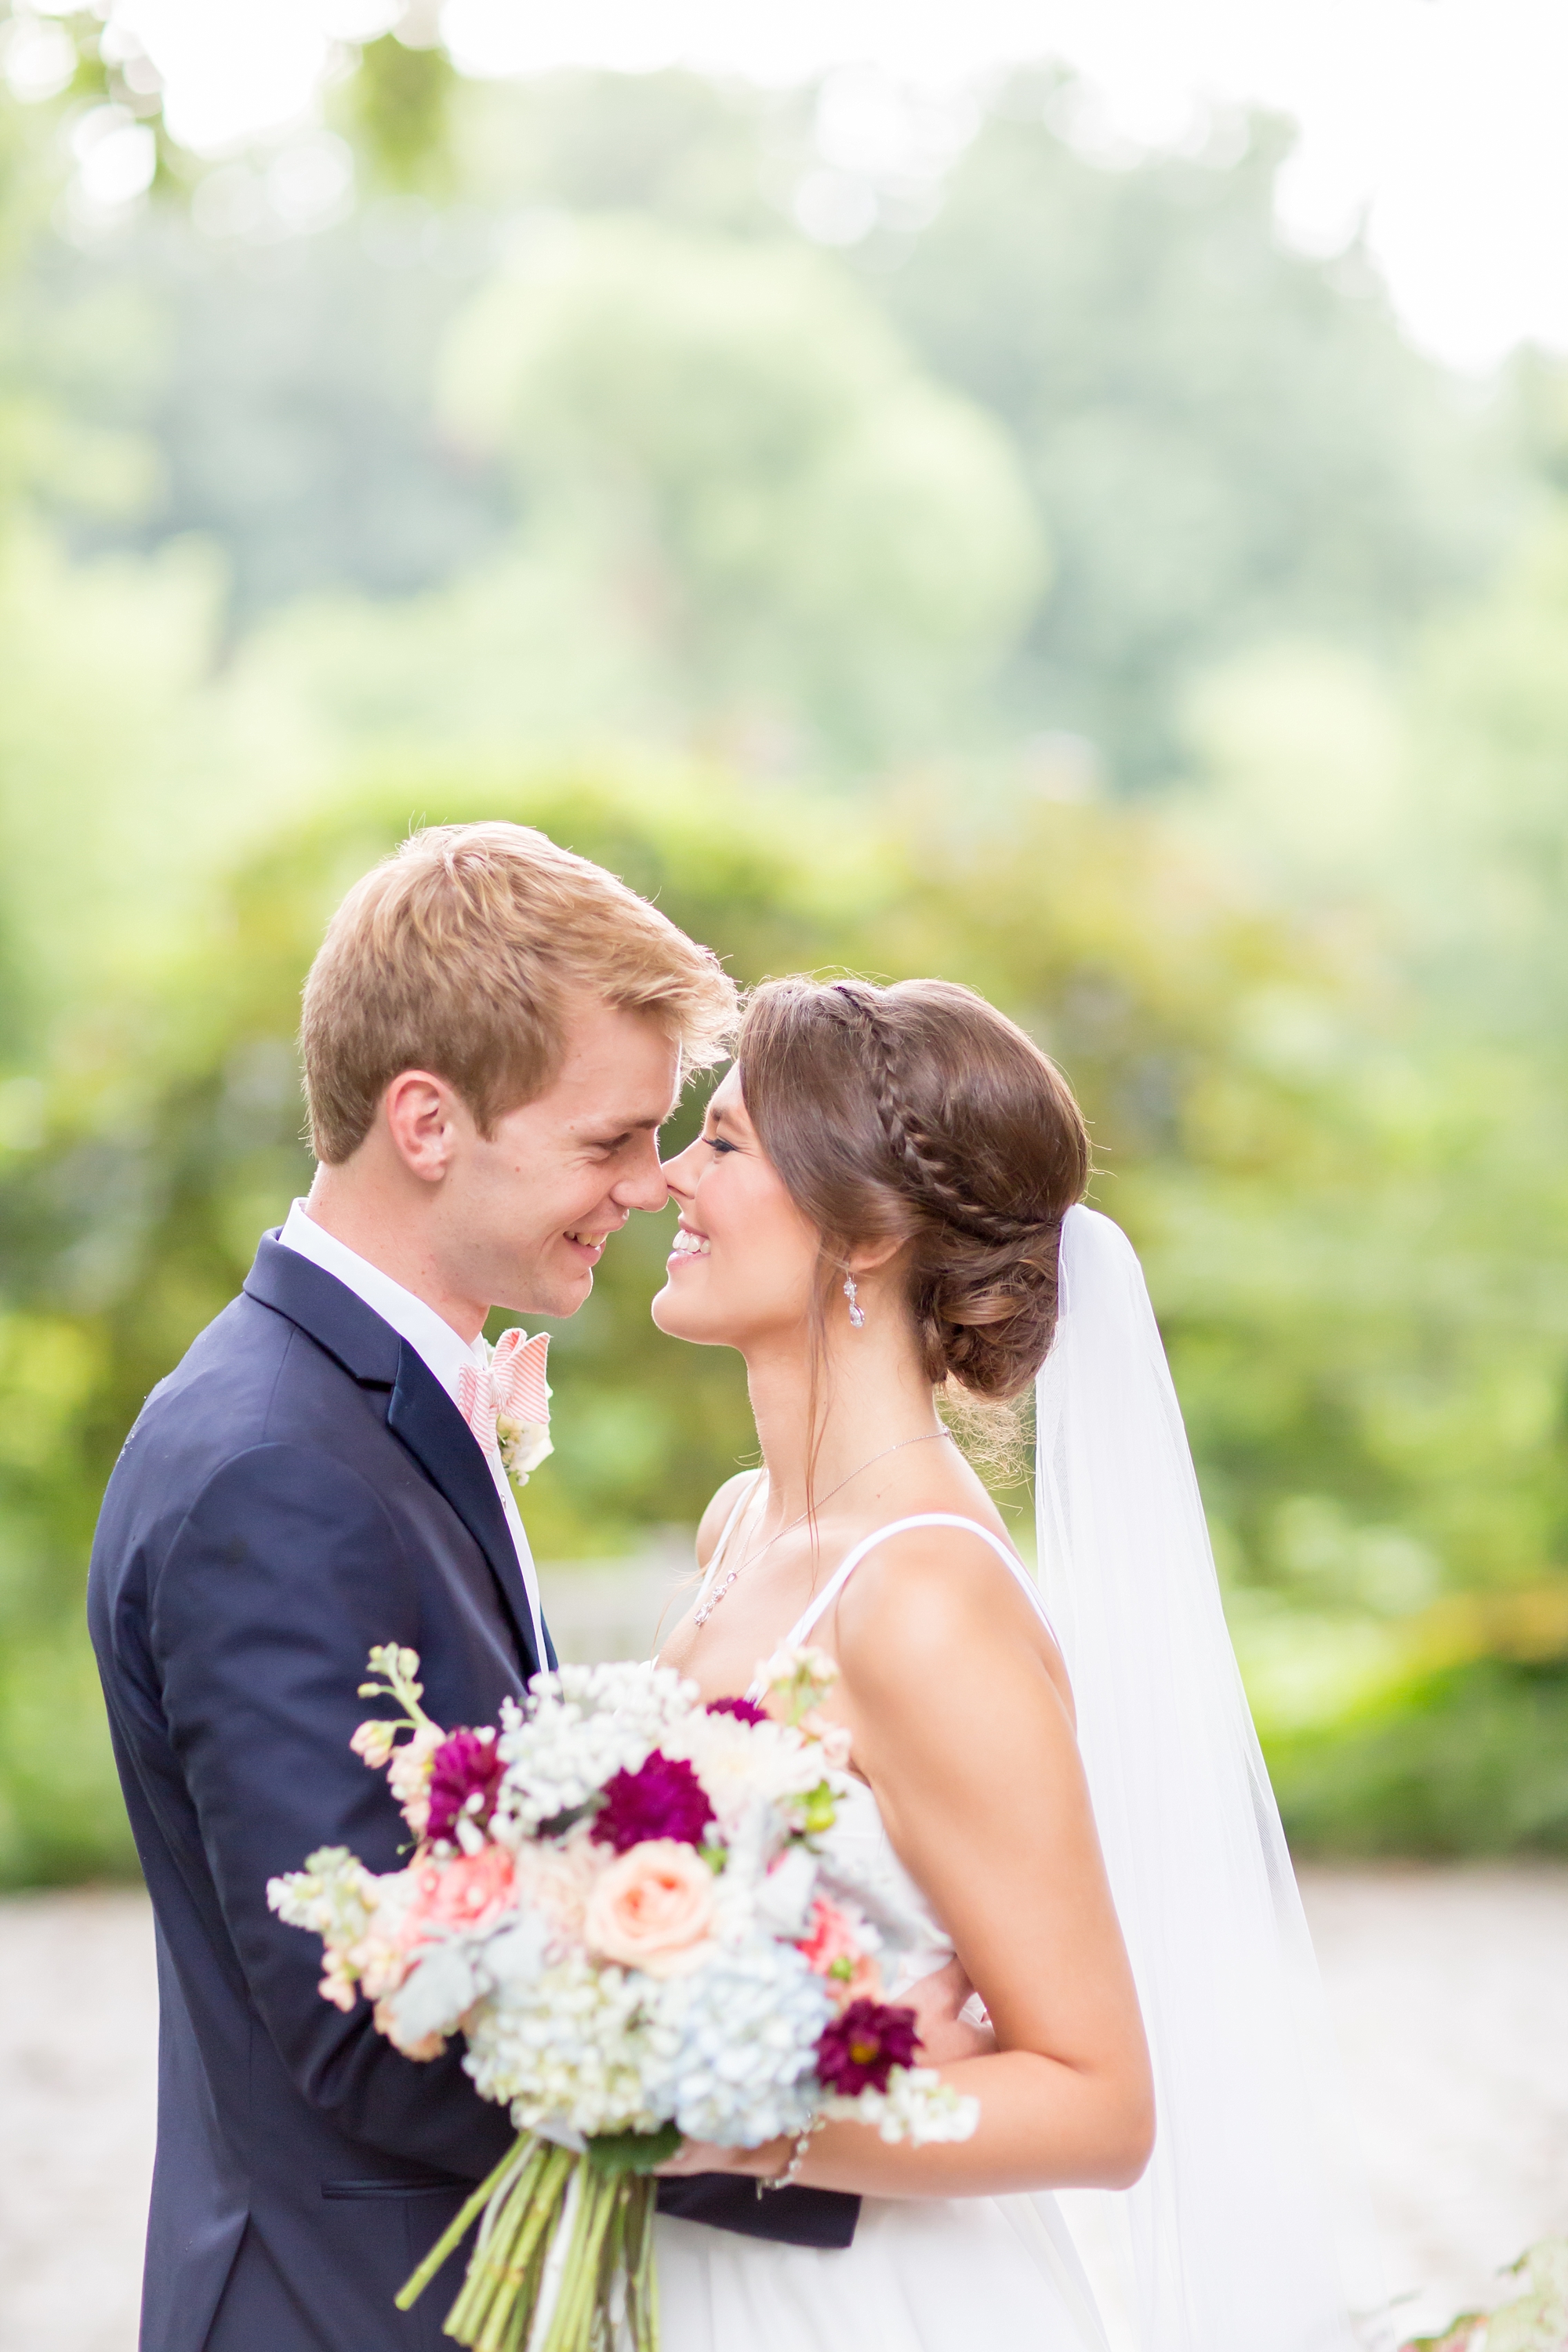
[814,1999,921,2097]
[706,1696,768,1726]
[591,1751,714,1853]
[425,1728,505,1845]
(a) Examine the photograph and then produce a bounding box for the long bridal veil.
[1036,1207,1387,2352]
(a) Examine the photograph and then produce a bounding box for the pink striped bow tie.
[456,1327,550,1460]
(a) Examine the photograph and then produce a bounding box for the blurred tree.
[24,61,1519,784]
[341,29,456,194]
[449,67,795,235]
[869,71,1513,783]
[437,219,1043,768]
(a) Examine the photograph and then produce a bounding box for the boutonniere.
[491,1326,552,1486]
[459,1328,552,1487]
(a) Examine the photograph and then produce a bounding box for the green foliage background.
[2,22,1568,1880]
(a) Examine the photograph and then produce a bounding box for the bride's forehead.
[708,1067,746,1120]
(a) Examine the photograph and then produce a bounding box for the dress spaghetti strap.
[745,1514,1056,1701]
[690,1470,764,1611]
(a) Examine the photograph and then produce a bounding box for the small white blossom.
[267,1846,375,1946]
[822,2066,979,2145]
[495,1661,697,1833]
[659,1709,829,1835]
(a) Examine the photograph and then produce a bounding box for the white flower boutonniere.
[459,1329,553,1489]
[490,1327,552,1488]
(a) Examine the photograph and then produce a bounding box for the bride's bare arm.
[667,1530,1155,2199]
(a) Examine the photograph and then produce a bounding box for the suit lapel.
[245,1235,542,1681]
[386,1345,542,1680]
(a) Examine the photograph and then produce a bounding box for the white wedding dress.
[653,1210,1378,2352]
[653,1500,1112,2352]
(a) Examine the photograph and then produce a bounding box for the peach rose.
[583,1839,717,1978]
[399,1844,517,1947]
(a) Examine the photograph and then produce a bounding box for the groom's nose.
[612,1131,673,1214]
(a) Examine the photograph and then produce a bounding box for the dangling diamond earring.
[844,1274,866,1328]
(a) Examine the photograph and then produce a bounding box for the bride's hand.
[652,2136,791,2179]
[653,1958,994,2183]
[902,1955,997,2062]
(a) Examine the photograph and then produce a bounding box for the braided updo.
[737,976,1090,1401]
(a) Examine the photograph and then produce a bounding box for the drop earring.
[844,1274,866,1328]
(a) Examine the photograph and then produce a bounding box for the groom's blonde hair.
[301,821,735,1164]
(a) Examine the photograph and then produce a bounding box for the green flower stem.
[445,2141,557,2343]
[395,2135,538,2313]
[397,2130,662,2352]
[459,2143,572,2352]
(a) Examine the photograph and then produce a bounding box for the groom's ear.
[382,1069,472,1184]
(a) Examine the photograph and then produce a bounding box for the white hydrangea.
[495,1662,699,1835]
[463,1935,674,2140]
[650,1942,832,2147]
[822,2066,980,2147]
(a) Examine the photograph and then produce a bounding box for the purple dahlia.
[814,1999,921,2097]
[425,1727,505,1845]
[591,1751,714,1853]
[706,1696,769,1726]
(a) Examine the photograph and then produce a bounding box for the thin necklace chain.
[691,1428,954,1629]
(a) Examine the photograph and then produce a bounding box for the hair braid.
[742,975,1089,1404]
[831,982,1043,1246]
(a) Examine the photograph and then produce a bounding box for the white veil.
[1036,1207,1386,2352]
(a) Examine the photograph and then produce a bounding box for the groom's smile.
[473,1000,683,1322]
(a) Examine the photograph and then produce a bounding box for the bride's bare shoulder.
[830,1518,1073,1724]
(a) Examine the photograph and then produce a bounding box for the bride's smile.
[653,1069,838,1354]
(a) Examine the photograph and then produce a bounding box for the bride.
[644,975,1374,2352]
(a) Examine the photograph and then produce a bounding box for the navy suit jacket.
[89,1237,855,2352]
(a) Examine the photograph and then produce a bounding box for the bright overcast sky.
[102,0,1568,374]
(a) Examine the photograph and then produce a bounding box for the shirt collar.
[278,1200,487,1401]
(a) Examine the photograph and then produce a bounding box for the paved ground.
[2,1867,1564,2350]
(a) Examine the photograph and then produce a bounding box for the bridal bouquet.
[269,1643,977,2352]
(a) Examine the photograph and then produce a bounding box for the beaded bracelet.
[756,2120,818,2197]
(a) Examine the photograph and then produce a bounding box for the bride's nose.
[659,1139,699,1200]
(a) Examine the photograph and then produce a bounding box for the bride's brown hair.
[736,977,1090,1403]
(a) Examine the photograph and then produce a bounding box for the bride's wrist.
[753,2122,818,2195]
[732,2134,791,2180]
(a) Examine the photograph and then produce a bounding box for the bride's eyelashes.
[703,1134,739,1156]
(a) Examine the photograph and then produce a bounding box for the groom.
[89,822,849,2352]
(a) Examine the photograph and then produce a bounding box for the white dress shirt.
[278,1200,546,1665]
